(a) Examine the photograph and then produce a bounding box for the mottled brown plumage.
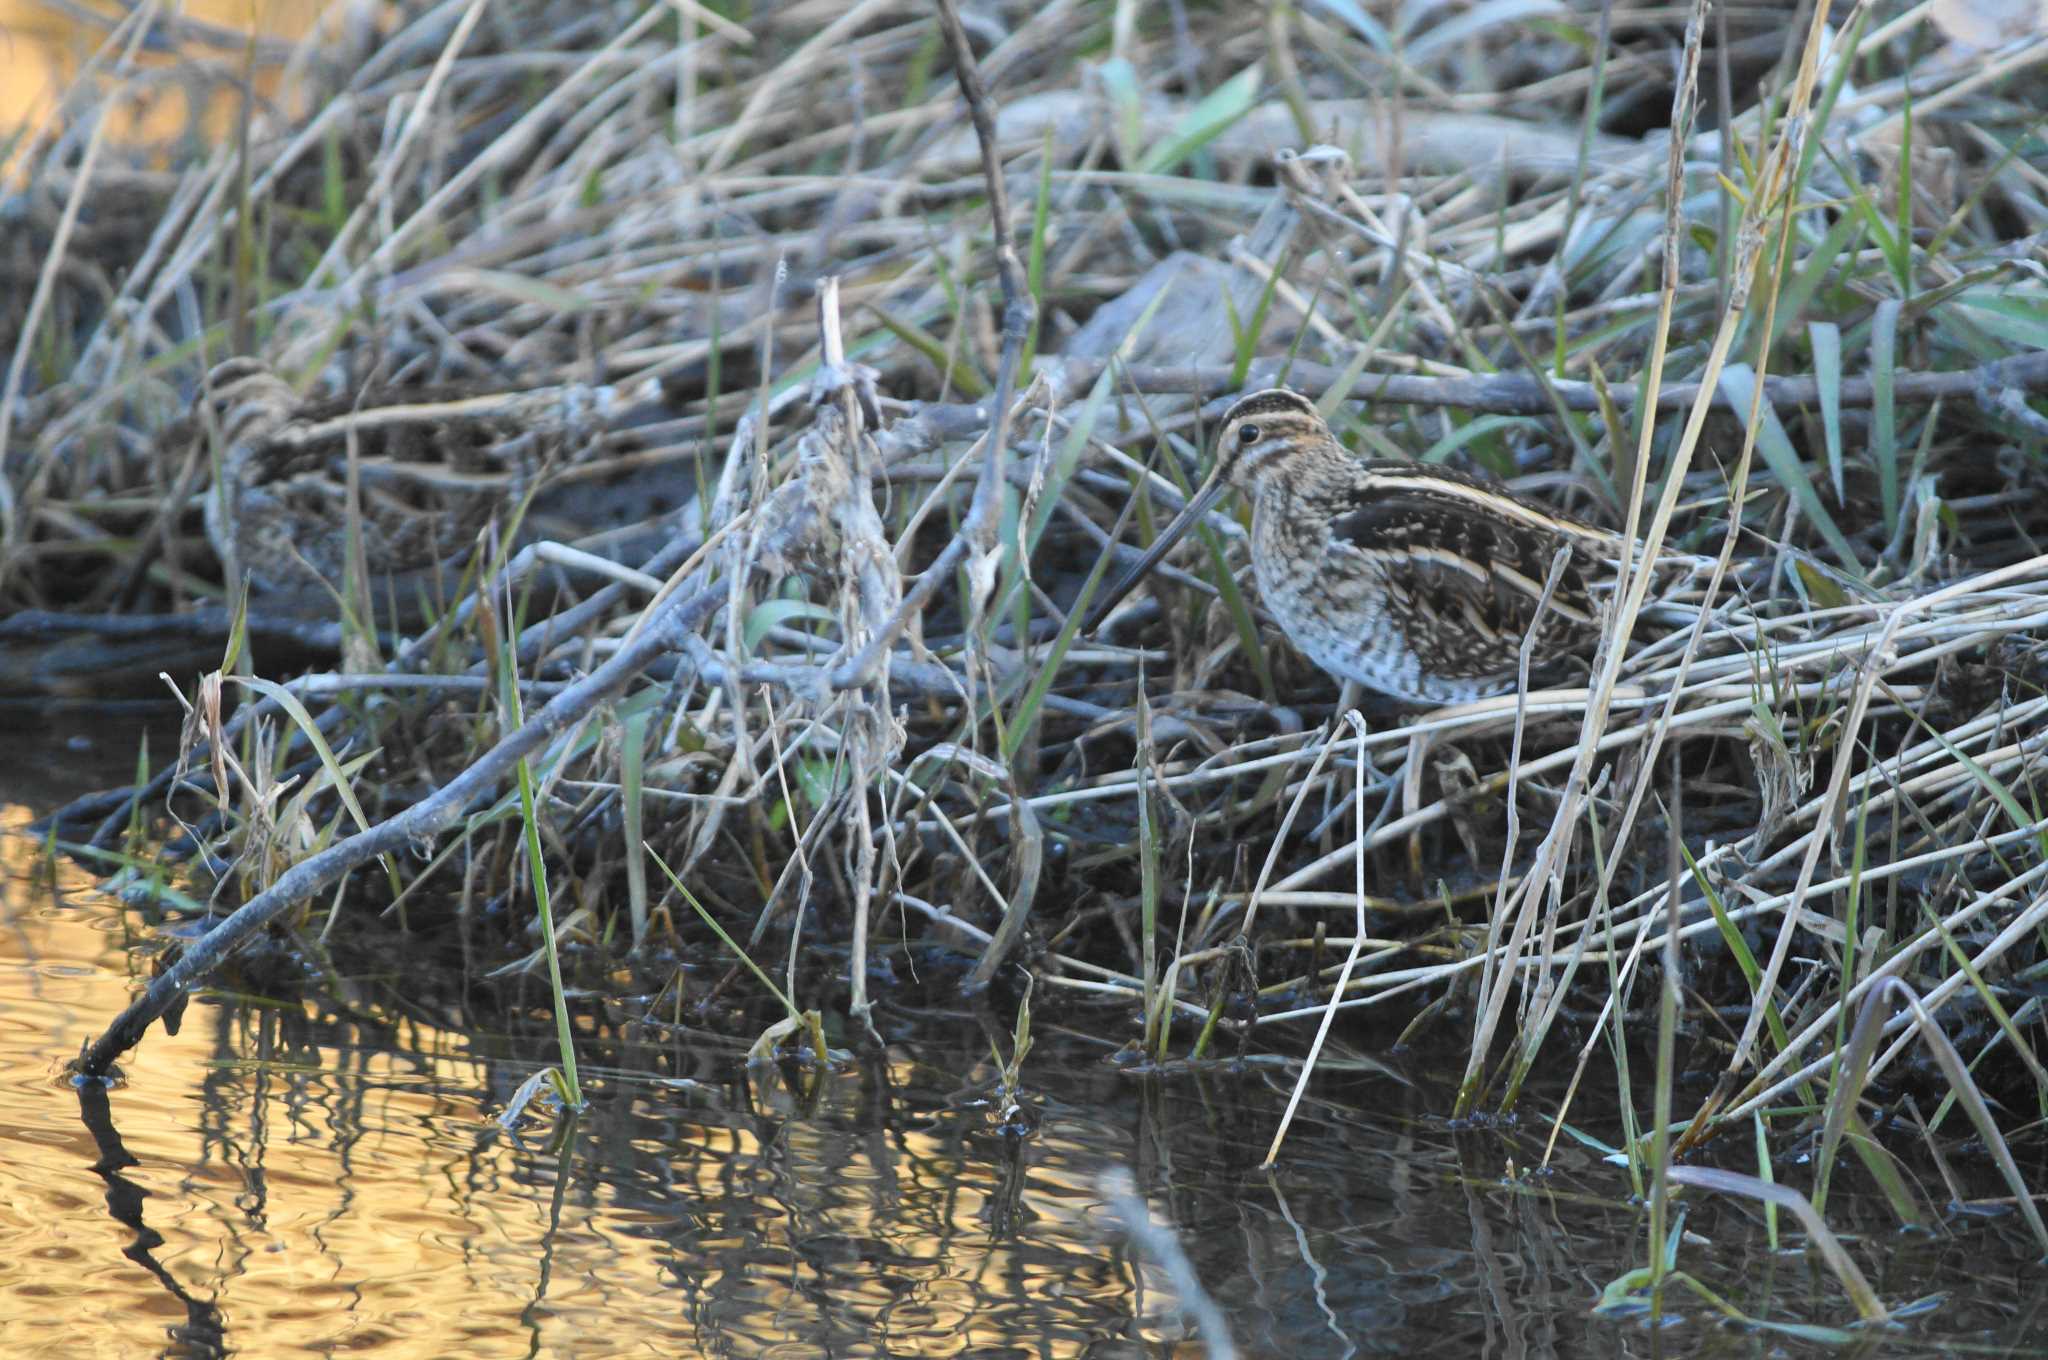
[196,358,550,602]
[1090,388,1641,705]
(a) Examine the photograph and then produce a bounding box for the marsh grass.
[12,0,2048,1327]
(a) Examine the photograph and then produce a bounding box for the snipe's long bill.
[1085,388,1634,706]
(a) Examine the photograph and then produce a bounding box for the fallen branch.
[997,346,2048,418]
[75,577,723,1078]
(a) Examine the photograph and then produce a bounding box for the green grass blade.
[647,842,798,1017]
[1808,321,1844,503]
[1021,124,1054,374]
[1870,299,1900,530]
[868,302,989,397]
[1663,1167,1887,1321]
[1718,364,1862,571]
[1138,64,1259,175]
[621,709,649,950]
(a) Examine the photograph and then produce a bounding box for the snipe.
[1087,388,1657,705]
[194,358,590,606]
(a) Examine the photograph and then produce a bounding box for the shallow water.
[4,711,2046,1359]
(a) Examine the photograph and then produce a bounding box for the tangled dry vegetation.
[7,0,2048,1192]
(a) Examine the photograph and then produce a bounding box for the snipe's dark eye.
[1237,423,1261,446]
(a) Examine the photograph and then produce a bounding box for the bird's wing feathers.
[1326,488,1600,679]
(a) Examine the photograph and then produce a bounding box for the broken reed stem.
[831,0,1038,697]
[813,275,904,1037]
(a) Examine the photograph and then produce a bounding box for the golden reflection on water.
[0,765,1192,1358]
[0,0,320,167]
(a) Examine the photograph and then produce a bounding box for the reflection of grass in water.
[14,0,2048,1332]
